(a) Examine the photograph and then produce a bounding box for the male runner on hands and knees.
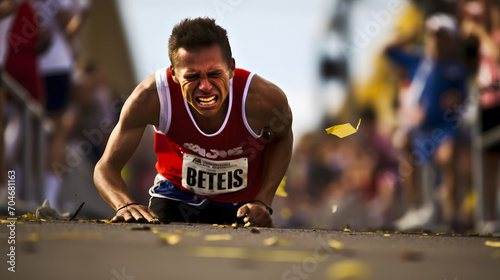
[93,17,293,227]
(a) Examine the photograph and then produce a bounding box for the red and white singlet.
[152,67,269,203]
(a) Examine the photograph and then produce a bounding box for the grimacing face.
[171,44,235,117]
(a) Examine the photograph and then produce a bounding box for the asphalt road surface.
[0,218,499,280]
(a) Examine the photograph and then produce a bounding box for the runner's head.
[168,17,232,68]
[168,18,236,117]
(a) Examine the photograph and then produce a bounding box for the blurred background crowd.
[0,0,499,233]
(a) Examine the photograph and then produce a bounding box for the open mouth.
[196,95,218,106]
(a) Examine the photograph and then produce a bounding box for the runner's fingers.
[147,208,159,220]
[128,208,146,223]
[136,206,158,222]
[236,204,250,218]
[139,210,158,222]
[245,205,271,227]
[119,211,134,223]
[112,214,125,223]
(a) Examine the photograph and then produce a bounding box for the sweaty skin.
[94,45,293,226]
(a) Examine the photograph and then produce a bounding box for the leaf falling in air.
[325,119,362,138]
[275,176,288,197]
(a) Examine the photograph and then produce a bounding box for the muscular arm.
[93,74,160,222]
[237,75,293,227]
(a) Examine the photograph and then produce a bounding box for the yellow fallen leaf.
[204,234,232,241]
[328,239,344,250]
[325,119,361,138]
[485,240,500,248]
[326,260,371,280]
[4,220,22,224]
[263,236,279,246]
[219,224,239,228]
[343,228,351,232]
[159,233,181,245]
[460,190,478,214]
[384,234,391,237]
[263,236,290,246]
[21,213,42,222]
[276,176,288,197]
[83,219,112,223]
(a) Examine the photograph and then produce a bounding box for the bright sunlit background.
[117,0,342,140]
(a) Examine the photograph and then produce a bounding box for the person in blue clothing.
[386,13,468,231]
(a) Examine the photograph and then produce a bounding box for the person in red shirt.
[94,17,293,227]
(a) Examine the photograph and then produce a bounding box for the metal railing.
[473,94,500,232]
[2,70,54,207]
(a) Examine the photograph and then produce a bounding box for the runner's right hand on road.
[112,203,159,223]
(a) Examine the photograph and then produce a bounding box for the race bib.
[181,153,248,195]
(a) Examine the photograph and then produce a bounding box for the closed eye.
[184,74,199,81]
[208,71,222,77]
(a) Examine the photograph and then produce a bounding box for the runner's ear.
[171,67,179,83]
[229,58,235,79]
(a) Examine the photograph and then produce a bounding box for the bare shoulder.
[120,73,160,127]
[246,75,292,135]
[248,74,287,106]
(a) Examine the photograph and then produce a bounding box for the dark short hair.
[168,17,232,67]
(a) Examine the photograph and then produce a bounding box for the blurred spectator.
[355,107,401,229]
[1,0,44,203]
[33,0,87,208]
[281,131,343,228]
[1,0,19,66]
[351,0,424,132]
[0,0,19,194]
[66,0,90,59]
[460,0,500,231]
[386,13,468,231]
[4,0,43,100]
[68,58,115,164]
